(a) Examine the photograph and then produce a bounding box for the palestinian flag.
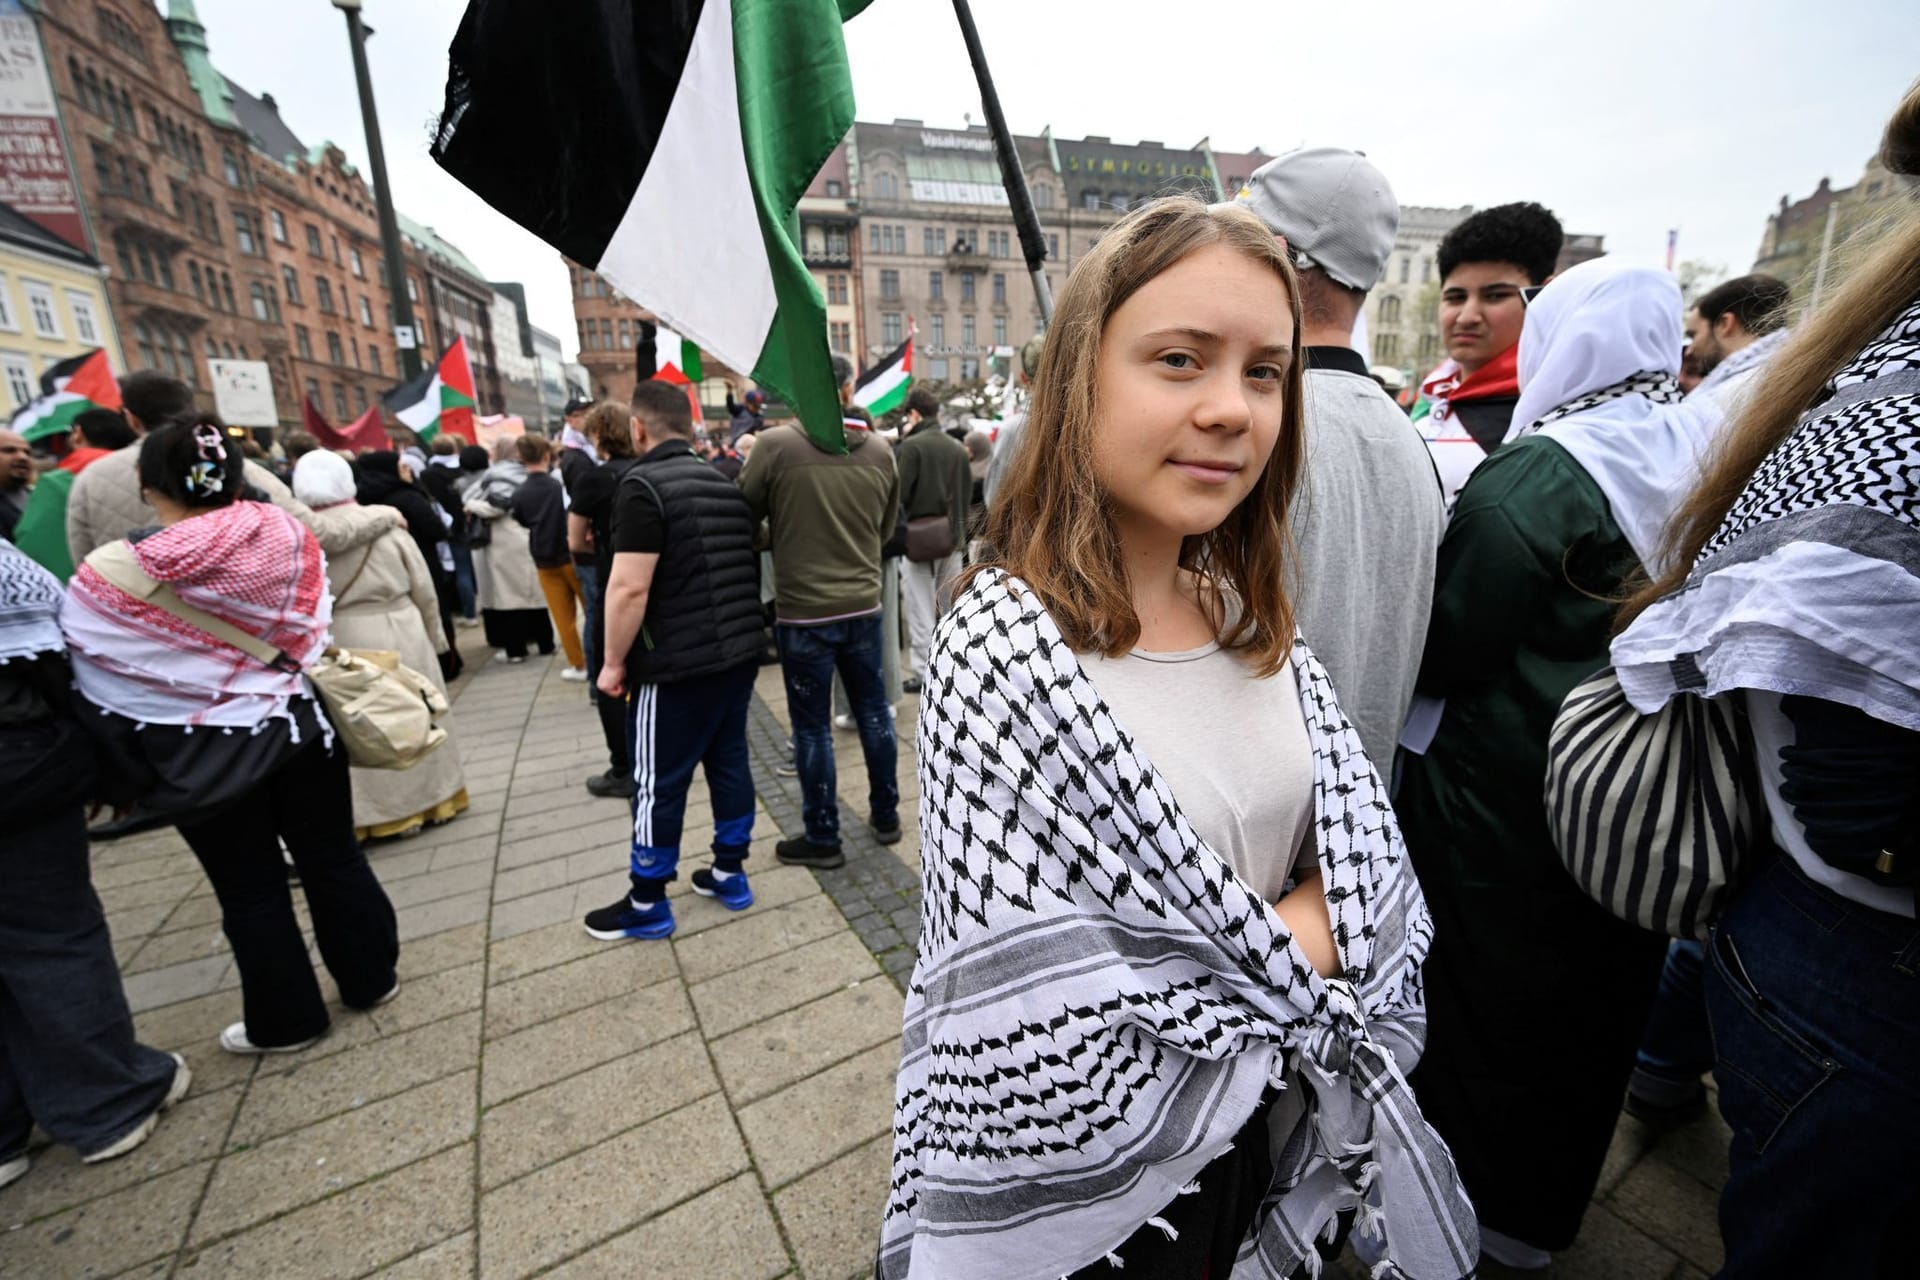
[382,338,477,441]
[853,336,911,415]
[9,349,122,442]
[430,0,872,454]
[650,324,705,387]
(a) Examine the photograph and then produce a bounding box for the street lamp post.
[332,0,423,381]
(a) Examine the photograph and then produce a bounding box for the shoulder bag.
[1544,666,1763,940]
[89,543,449,770]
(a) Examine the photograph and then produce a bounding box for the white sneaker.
[220,1022,325,1056]
[560,666,588,682]
[493,649,510,661]
[81,1053,191,1164]
[833,713,855,731]
[456,617,481,629]
[0,1153,27,1191]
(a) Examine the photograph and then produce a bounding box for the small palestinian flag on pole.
[9,349,122,442]
[430,0,873,454]
[651,324,705,387]
[381,337,477,441]
[853,335,912,416]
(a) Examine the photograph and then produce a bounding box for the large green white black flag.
[430,0,872,452]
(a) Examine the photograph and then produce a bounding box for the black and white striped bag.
[1545,667,1761,940]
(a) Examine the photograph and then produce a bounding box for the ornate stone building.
[1754,155,1913,309]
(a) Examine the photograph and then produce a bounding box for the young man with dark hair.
[1416,201,1564,503]
[1684,273,1792,414]
[894,385,972,693]
[583,380,765,939]
[740,390,901,865]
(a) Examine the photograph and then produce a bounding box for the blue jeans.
[450,542,477,619]
[1706,853,1920,1276]
[624,662,758,900]
[576,562,601,679]
[776,615,898,846]
[1631,940,1713,1107]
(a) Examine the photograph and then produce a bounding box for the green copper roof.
[397,212,488,283]
[166,0,235,126]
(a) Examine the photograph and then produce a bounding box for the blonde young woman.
[880,198,1475,1280]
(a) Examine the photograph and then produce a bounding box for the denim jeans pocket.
[1706,926,1840,1154]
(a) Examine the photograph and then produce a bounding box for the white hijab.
[1513,258,1724,573]
[292,449,358,510]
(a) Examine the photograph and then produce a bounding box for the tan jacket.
[66,444,398,565]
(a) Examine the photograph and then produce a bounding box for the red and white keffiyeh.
[62,501,332,729]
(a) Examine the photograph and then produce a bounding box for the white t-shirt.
[1082,641,1315,903]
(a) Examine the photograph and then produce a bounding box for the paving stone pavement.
[1,644,1729,1279]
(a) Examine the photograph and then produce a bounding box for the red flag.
[305,396,389,452]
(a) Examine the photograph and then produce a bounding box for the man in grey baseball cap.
[1234,147,1443,773]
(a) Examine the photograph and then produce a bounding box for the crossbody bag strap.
[87,541,302,673]
[330,542,378,603]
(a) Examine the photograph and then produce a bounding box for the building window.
[874,171,897,200]
[368,345,382,375]
[1083,190,1102,210]
[868,223,879,253]
[962,314,976,347]
[1376,334,1399,361]
[881,312,903,345]
[233,213,257,255]
[826,273,848,305]
[222,149,242,186]
[829,320,851,353]
[333,382,349,419]
[994,315,1007,346]
[24,281,59,339]
[0,276,14,331]
[960,272,975,304]
[305,376,320,403]
[935,228,947,254]
[923,227,936,256]
[327,331,344,365]
[66,291,100,344]
[354,384,368,413]
[270,208,288,243]
[599,318,613,348]
[186,260,203,302]
[928,270,943,301]
[349,336,360,369]
[97,8,149,62]
[826,179,843,197]
[931,313,945,346]
[1399,257,1410,285]
[1379,296,1401,324]
[1033,184,1053,208]
[222,273,235,313]
[926,358,950,381]
[880,269,900,301]
[281,265,301,305]
[1420,258,1432,284]
[350,247,365,278]
[250,282,271,321]
[1,351,31,410]
[618,318,631,348]
[174,332,197,386]
[992,273,1006,304]
[295,325,312,359]
[306,224,324,255]
[1048,233,1059,259]
[406,277,419,303]
[358,295,373,326]
[133,322,156,369]
[961,357,980,381]
[316,277,334,312]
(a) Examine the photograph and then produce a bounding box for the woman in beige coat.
[293,451,469,840]
[462,436,553,663]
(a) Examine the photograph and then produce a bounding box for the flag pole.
[950,0,1053,327]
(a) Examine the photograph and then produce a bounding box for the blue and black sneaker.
[690,867,754,911]
[582,896,675,941]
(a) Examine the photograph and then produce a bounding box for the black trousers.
[0,801,176,1156]
[176,730,398,1047]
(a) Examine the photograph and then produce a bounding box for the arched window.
[1032,183,1053,208]
[874,171,898,200]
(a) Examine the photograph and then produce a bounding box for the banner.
[0,1,86,251]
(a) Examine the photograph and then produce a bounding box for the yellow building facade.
[0,205,126,420]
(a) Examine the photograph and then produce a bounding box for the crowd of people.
[1,83,1914,1280]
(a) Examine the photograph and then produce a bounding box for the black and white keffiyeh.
[1519,370,1682,434]
[1614,299,1920,730]
[1691,327,1790,403]
[0,538,65,664]
[880,571,1477,1280]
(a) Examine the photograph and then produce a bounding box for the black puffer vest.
[620,442,762,684]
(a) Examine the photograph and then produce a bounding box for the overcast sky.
[179,0,1914,366]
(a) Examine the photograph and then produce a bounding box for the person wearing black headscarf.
[356,451,461,677]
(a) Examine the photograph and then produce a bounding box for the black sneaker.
[871,821,902,845]
[585,769,636,798]
[901,676,923,693]
[582,895,675,940]
[775,837,845,869]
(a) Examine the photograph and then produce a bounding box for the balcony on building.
[96,193,190,254]
[946,246,988,272]
[117,276,207,331]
